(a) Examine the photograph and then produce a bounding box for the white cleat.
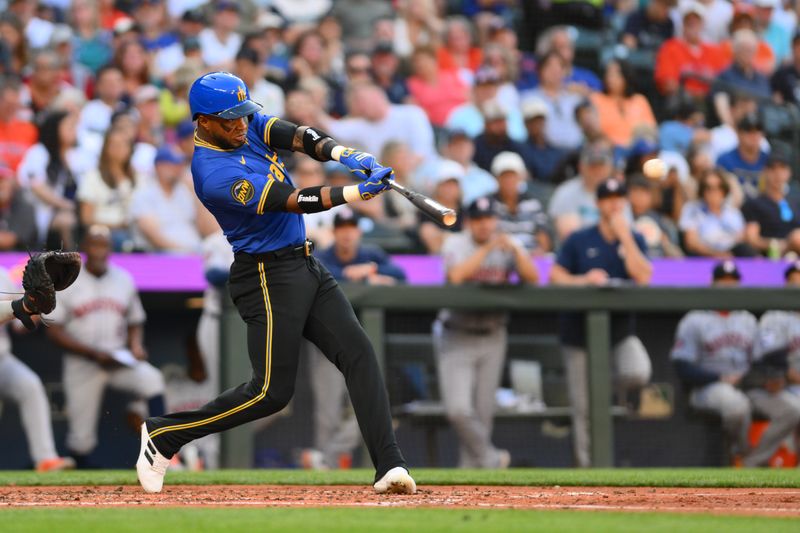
[373,466,417,495]
[136,423,170,493]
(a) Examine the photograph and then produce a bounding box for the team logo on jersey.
[231,179,255,205]
[240,155,246,165]
[236,86,247,102]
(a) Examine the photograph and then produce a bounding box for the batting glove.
[357,167,393,200]
[338,148,382,179]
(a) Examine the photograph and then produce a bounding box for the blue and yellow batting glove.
[338,148,382,179]
[357,167,393,200]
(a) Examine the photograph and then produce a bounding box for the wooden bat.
[382,179,457,227]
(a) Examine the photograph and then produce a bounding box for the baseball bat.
[382,179,457,227]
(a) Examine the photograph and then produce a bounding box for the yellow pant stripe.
[148,262,273,440]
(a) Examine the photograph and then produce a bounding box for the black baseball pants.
[146,250,407,480]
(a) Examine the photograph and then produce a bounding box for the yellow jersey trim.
[264,117,278,146]
[257,179,274,215]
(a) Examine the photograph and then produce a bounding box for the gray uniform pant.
[563,335,652,467]
[432,320,507,468]
[0,353,58,464]
[302,340,361,468]
[691,382,800,466]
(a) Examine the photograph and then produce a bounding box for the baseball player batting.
[137,72,415,494]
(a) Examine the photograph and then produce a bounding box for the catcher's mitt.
[22,251,82,315]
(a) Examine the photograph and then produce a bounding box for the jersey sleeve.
[126,278,146,325]
[200,169,296,215]
[670,313,700,363]
[249,114,296,151]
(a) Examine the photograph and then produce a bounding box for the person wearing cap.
[708,92,770,163]
[133,0,178,54]
[533,26,603,93]
[621,0,676,51]
[549,178,652,467]
[129,146,200,253]
[434,195,538,469]
[418,159,465,254]
[8,0,54,50]
[0,161,36,250]
[198,0,242,70]
[472,98,529,175]
[446,65,525,143]
[234,47,285,118]
[716,113,769,197]
[628,174,683,257]
[742,146,800,257]
[753,0,791,65]
[519,97,566,184]
[371,41,409,105]
[680,168,755,257]
[407,46,469,128]
[771,32,800,106]
[490,151,552,253]
[756,261,800,397]
[654,2,727,97]
[439,129,497,205]
[548,141,615,241]
[672,260,800,466]
[525,51,585,151]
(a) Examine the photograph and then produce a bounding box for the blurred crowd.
[0,0,798,261]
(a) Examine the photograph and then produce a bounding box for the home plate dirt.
[1,485,799,516]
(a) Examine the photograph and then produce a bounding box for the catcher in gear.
[5,251,82,330]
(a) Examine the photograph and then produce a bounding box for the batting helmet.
[188,72,262,120]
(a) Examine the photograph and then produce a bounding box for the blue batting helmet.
[188,71,262,120]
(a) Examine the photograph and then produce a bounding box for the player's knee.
[14,370,46,401]
[444,406,473,425]
[721,397,750,423]
[264,384,294,411]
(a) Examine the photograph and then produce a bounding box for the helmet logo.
[236,86,247,102]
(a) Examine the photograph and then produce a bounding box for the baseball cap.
[737,112,762,131]
[236,47,260,64]
[475,66,501,86]
[176,120,195,140]
[257,11,283,30]
[681,1,707,19]
[491,151,526,176]
[754,0,779,8]
[596,178,627,199]
[216,0,240,12]
[521,98,548,120]
[154,146,185,165]
[712,260,741,281]
[580,144,613,165]
[784,260,800,280]
[50,24,73,46]
[481,99,506,121]
[182,8,206,24]
[433,159,465,185]
[372,41,395,56]
[112,17,138,36]
[333,207,361,228]
[443,127,470,143]
[767,147,792,167]
[466,196,498,218]
[134,84,160,105]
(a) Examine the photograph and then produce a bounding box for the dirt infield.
[1,485,799,516]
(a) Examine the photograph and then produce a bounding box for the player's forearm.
[513,247,540,284]
[447,245,494,284]
[619,237,652,285]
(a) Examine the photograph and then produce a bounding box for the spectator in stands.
[519,98,566,184]
[129,146,200,253]
[434,195,538,468]
[198,1,241,71]
[50,24,93,96]
[8,0,54,50]
[754,0,791,66]
[717,113,769,197]
[287,30,343,112]
[133,0,175,54]
[77,127,138,251]
[437,16,482,80]
[526,51,585,151]
[658,98,709,156]
[317,208,406,285]
[743,148,800,257]
[672,260,800,467]
[133,84,164,148]
[114,40,150,100]
[709,92,769,162]
[548,143,615,241]
[70,0,112,75]
[439,129,497,205]
[771,33,800,105]
[471,100,528,174]
[590,59,656,149]
[534,25,602,92]
[0,13,28,75]
[621,0,675,51]
[679,169,754,257]
[371,42,409,105]
[326,82,437,161]
[0,161,35,250]
[77,66,125,140]
[714,29,771,128]
[490,152,552,253]
[418,161,464,254]
[234,47,285,118]
[22,49,72,118]
[407,46,469,128]
[550,178,652,467]
[381,141,423,232]
[628,174,683,257]
[718,7,776,76]
[391,0,443,58]
[481,43,521,111]
[0,76,37,172]
[655,2,726,99]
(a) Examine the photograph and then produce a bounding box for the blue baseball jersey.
[191,113,305,254]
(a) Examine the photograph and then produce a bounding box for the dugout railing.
[219,285,800,468]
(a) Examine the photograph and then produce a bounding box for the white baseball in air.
[643,158,667,180]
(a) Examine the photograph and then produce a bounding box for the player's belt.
[247,240,315,262]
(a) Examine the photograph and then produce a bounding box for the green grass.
[1,508,798,533]
[1,468,799,488]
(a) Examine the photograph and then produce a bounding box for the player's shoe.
[35,456,76,473]
[136,423,170,493]
[373,466,417,495]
